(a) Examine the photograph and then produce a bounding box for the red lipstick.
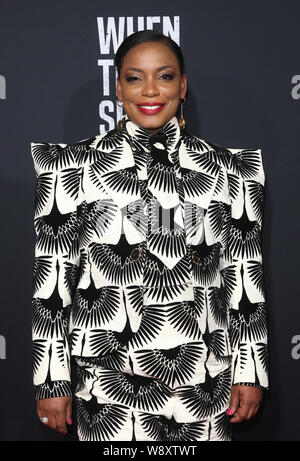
[136,102,165,115]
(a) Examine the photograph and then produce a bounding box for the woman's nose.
[142,80,159,96]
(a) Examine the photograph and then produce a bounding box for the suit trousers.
[70,356,232,442]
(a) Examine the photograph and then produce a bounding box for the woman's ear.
[116,77,123,102]
[180,73,187,99]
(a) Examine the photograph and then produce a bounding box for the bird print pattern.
[30,113,268,440]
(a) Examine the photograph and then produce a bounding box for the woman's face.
[116,41,187,134]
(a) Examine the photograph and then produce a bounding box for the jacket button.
[192,250,200,264]
[131,247,142,261]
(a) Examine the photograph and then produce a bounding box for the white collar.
[123,113,181,154]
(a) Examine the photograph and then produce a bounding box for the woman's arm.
[31,141,82,401]
[221,147,269,390]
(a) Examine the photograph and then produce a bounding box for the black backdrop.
[0,0,299,441]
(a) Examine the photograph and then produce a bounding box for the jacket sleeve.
[30,141,82,400]
[219,148,269,391]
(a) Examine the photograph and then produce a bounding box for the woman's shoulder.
[181,130,264,181]
[30,128,117,176]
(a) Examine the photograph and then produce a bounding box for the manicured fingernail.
[68,418,72,424]
[227,408,233,415]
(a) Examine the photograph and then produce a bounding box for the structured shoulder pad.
[30,135,101,176]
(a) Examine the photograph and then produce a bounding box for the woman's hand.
[37,396,72,436]
[227,385,263,423]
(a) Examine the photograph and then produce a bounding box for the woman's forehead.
[122,43,179,69]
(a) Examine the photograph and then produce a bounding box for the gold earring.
[179,97,186,130]
[117,117,125,132]
[116,100,125,132]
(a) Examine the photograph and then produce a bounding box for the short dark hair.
[115,30,185,78]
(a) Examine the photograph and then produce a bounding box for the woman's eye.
[126,76,139,81]
[160,73,174,80]
[126,74,174,82]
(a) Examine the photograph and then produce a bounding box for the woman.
[31,30,269,442]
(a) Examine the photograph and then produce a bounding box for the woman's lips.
[136,104,165,115]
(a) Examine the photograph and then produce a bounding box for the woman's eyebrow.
[125,65,175,72]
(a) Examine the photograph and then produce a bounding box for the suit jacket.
[30,114,269,400]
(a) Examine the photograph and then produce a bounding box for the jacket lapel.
[96,136,143,209]
[178,137,222,211]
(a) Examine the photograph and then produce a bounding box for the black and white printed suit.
[31,113,269,441]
